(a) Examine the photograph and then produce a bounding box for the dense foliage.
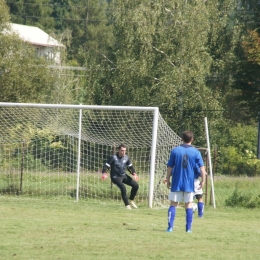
[2,0,260,173]
[0,0,56,103]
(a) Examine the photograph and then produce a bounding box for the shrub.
[216,124,259,176]
[225,187,260,208]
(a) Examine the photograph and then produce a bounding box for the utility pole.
[257,112,260,159]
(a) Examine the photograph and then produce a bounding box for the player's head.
[118,144,127,157]
[182,131,194,143]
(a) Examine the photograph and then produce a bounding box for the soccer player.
[167,164,206,217]
[166,131,206,232]
[194,164,206,218]
[101,144,139,210]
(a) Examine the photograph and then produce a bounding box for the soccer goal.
[0,102,182,207]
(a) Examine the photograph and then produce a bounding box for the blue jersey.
[167,144,204,192]
[172,164,201,180]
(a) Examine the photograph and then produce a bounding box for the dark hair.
[182,131,194,143]
[118,144,126,149]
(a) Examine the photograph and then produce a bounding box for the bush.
[225,187,260,208]
[216,124,260,176]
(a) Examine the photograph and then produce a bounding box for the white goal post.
[0,102,182,208]
[204,117,216,209]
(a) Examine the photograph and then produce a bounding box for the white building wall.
[9,23,65,65]
[34,45,62,65]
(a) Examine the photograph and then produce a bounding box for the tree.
[0,35,56,103]
[86,0,222,145]
[0,0,10,31]
[46,67,86,104]
[7,0,54,30]
[205,0,260,124]
[233,29,260,120]
[204,0,244,121]
[0,0,56,103]
[50,0,114,65]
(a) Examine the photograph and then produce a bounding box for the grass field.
[213,176,260,207]
[2,171,260,208]
[1,197,260,260]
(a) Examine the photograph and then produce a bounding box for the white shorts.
[168,191,194,203]
[194,179,203,195]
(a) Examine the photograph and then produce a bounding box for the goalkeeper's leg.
[123,175,139,201]
[112,177,129,206]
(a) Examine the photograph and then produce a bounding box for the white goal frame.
[0,102,159,208]
[0,102,216,209]
[204,117,216,209]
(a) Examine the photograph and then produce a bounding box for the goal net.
[0,103,181,207]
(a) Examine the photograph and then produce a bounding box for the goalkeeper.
[101,144,139,210]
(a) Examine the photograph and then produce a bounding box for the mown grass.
[0,170,151,203]
[1,197,260,260]
[213,176,260,206]
[2,171,260,208]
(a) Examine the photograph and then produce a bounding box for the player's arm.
[127,164,136,175]
[127,159,138,181]
[102,163,110,173]
[166,150,175,189]
[196,151,206,189]
[199,166,206,189]
[101,157,113,180]
[166,166,172,189]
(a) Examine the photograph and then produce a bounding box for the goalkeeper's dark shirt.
[102,153,135,177]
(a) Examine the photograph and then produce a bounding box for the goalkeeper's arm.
[127,164,139,181]
[101,160,111,180]
[101,163,111,180]
[127,164,136,175]
[102,163,110,174]
[102,156,114,174]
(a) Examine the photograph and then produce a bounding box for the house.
[9,23,65,64]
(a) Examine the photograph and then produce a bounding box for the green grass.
[2,170,260,208]
[213,176,260,206]
[1,197,260,260]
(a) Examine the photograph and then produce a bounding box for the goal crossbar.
[0,102,158,111]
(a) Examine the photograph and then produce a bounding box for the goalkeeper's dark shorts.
[111,174,139,205]
[195,194,203,200]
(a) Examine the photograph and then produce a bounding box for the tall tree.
[231,0,260,121]
[0,0,56,103]
[87,0,222,144]
[0,0,10,31]
[7,0,54,29]
[50,0,114,65]
[0,35,56,103]
[206,0,260,124]
[233,30,260,120]
[205,0,243,119]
